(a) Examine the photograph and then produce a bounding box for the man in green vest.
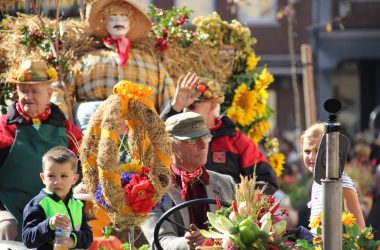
[0,59,83,241]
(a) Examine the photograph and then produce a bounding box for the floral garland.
[192,13,285,176]
[80,80,171,227]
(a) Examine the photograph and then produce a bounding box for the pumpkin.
[88,227,122,250]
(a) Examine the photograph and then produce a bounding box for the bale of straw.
[0,14,239,85]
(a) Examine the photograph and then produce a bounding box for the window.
[130,0,152,12]
[174,0,215,21]
[237,0,278,25]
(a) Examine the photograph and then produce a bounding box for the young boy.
[22,146,93,249]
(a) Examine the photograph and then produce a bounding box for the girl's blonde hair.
[300,122,325,150]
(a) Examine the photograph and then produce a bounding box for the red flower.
[176,15,186,25]
[155,37,169,52]
[125,174,155,214]
[255,193,263,202]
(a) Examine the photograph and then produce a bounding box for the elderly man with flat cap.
[0,60,82,241]
[142,111,235,250]
[161,72,278,194]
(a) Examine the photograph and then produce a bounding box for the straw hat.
[87,0,151,41]
[7,59,58,84]
[196,77,225,104]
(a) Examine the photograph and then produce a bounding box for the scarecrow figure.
[55,0,175,130]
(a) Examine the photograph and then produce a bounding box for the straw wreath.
[80,80,171,228]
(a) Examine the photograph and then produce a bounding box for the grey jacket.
[141,170,236,250]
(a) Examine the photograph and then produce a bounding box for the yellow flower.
[365,232,374,240]
[315,247,322,250]
[247,120,271,144]
[342,211,356,228]
[120,162,143,173]
[255,68,274,90]
[246,52,261,71]
[313,236,322,245]
[343,233,351,239]
[268,152,285,177]
[46,67,58,81]
[227,83,257,126]
[309,212,322,229]
[113,80,153,99]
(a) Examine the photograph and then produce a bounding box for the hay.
[80,86,171,228]
[0,14,239,85]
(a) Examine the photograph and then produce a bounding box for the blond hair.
[42,146,78,172]
[300,122,325,150]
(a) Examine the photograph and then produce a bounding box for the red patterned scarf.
[171,164,210,200]
[102,36,131,67]
[16,102,51,125]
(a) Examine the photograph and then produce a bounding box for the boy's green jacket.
[22,189,93,250]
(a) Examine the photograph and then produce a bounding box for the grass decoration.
[80,80,171,228]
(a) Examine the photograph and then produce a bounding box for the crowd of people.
[0,0,379,249]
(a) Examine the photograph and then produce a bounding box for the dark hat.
[165,112,210,140]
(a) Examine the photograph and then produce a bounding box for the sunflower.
[365,232,374,240]
[254,68,274,90]
[253,101,268,118]
[342,211,356,228]
[268,152,285,177]
[246,52,261,71]
[227,83,257,126]
[313,236,322,245]
[343,233,350,239]
[309,212,322,230]
[247,120,271,144]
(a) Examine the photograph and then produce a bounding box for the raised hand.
[171,72,201,112]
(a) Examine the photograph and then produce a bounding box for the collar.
[102,36,131,67]
[16,102,51,125]
[170,164,209,200]
[42,188,74,204]
[7,101,66,127]
[210,116,236,137]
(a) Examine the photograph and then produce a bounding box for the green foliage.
[148,5,194,51]
[0,83,14,114]
[121,242,149,250]
[19,26,67,70]
[279,173,312,209]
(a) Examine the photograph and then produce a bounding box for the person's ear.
[40,172,45,183]
[47,86,53,99]
[72,173,80,186]
[210,102,218,111]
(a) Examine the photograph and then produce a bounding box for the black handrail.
[153,198,230,250]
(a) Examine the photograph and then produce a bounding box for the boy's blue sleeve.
[22,199,54,248]
[71,205,93,249]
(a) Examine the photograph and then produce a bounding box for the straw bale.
[0,13,239,85]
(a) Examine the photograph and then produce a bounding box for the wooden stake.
[301,43,317,128]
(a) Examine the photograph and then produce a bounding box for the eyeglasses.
[177,134,213,145]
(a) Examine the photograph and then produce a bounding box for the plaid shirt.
[53,48,175,116]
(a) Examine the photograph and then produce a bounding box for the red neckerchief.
[209,118,222,132]
[16,102,51,125]
[171,164,210,200]
[102,36,131,67]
